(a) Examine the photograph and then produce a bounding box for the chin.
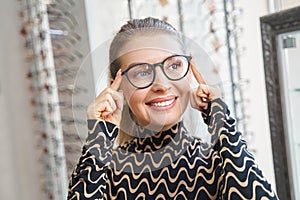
[143,113,182,132]
[133,101,186,131]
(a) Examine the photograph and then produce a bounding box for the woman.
[67,17,278,199]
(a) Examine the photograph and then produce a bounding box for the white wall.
[237,0,276,186]
[0,1,43,200]
[281,0,300,9]
[84,0,129,92]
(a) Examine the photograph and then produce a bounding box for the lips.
[150,99,175,107]
[146,96,178,109]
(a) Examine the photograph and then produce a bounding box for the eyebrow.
[126,54,184,69]
[126,61,152,69]
[128,62,142,67]
[127,55,173,68]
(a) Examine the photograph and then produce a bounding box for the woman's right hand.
[189,61,222,111]
[87,69,124,126]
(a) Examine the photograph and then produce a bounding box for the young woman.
[67,17,278,199]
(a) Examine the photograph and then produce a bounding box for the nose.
[151,65,171,92]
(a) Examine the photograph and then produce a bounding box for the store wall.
[0,1,42,200]
[281,0,300,9]
[84,0,129,90]
[237,0,276,186]
[1,0,291,199]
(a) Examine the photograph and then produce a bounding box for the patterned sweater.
[67,98,278,199]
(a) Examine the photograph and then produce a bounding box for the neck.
[136,117,183,133]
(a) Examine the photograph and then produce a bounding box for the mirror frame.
[260,6,300,200]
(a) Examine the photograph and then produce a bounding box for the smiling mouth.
[146,96,178,107]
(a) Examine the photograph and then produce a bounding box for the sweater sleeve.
[202,98,279,199]
[67,119,118,200]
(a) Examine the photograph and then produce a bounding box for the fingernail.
[117,69,122,76]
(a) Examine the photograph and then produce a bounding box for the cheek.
[128,92,140,107]
[128,90,146,106]
[127,90,150,124]
[176,78,191,105]
[186,70,192,85]
[124,87,146,112]
[178,76,191,93]
[120,81,135,104]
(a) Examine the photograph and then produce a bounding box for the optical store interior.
[1,0,300,199]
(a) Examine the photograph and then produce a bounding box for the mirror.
[260,6,300,200]
[277,30,300,200]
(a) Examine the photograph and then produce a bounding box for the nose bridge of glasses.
[152,62,169,83]
[152,61,164,69]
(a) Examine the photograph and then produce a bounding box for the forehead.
[118,33,184,68]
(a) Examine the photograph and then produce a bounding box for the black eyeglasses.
[121,54,192,89]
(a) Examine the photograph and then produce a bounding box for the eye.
[168,62,182,70]
[128,64,152,79]
[134,70,151,77]
[131,67,153,78]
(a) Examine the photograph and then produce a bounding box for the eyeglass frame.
[121,54,192,89]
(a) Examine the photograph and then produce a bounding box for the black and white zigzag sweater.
[67,98,278,199]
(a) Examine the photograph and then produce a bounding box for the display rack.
[19,0,68,199]
[19,0,91,199]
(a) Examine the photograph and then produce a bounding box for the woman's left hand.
[189,62,222,111]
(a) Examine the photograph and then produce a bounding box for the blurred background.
[0,0,299,199]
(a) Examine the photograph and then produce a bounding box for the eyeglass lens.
[126,55,190,88]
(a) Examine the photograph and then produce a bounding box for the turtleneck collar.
[136,121,183,138]
[121,121,192,153]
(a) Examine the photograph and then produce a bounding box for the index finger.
[110,69,123,90]
[190,61,207,85]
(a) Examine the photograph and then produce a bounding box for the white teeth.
[150,99,175,107]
